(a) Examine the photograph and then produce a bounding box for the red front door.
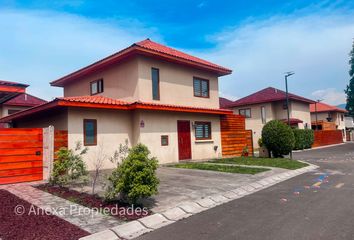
[177,120,192,160]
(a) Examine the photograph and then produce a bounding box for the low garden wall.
[312,130,343,148]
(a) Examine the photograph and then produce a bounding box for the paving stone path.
[0,183,123,233]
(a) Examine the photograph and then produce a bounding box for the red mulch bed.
[36,184,150,221]
[0,189,89,240]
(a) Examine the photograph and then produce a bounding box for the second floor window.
[151,68,160,100]
[90,79,103,95]
[193,78,209,98]
[239,108,251,118]
[261,106,266,124]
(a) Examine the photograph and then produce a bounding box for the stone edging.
[80,163,319,240]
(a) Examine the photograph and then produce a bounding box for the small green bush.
[262,120,295,157]
[105,144,159,204]
[50,142,88,187]
[292,129,315,150]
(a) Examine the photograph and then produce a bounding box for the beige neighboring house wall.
[63,56,220,108]
[232,100,311,149]
[311,111,346,140]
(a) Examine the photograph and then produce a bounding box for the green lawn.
[210,157,308,170]
[168,163,270,175]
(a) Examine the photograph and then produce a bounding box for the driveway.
[136,143,354,240]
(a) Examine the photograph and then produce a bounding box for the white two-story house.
[0,39,234,169]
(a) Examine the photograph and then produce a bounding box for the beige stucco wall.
[1,105,30,117]
[62,55,220,108]
[290,101,311,129]
[232,103,274,149]
[136,110,222,164]
[67,108,134,170]
[137,56,220,108]
[67,108,222,170]
[63,58,140,102]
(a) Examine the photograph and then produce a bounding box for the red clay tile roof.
[50,39,232,87]
[310,102,347,113]
[280,118,303,124]
[3,93,47,107]
[58,95,131,105]
[219,97,234,109]
[0,80,29,88]
[0,95,232,123]
[228,87,315,107]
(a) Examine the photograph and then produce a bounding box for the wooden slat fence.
[313,130,343,148]
[220,114,254,157]
[0,128,43,184]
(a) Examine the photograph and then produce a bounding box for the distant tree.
[345,40,354,116]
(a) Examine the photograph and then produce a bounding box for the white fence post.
[43,126,54,181]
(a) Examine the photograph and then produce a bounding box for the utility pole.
[285,71,295,159]
[315,99,323,130]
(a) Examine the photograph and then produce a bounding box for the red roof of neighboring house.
[51,39,232,87]
[0,80,29,88]
[310,102,347,113]
[0,95,232,123]
[228,87,315,107]
[219,97,234,109]
[281,118,303,125]
[3,93,47,107]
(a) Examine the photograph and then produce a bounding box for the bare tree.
[110,139,129,167]
[91,142,107,195]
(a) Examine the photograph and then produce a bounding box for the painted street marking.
[335,183,345,189]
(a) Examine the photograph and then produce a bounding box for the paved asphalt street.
[137,143,354,240]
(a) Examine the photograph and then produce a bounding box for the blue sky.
[1,0,354,104]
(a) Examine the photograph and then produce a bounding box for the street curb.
[79,163,319,240]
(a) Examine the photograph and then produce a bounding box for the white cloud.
[0,9,161,100]
[311,88,346,105]
[197,10,354,102]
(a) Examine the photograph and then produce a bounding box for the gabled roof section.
[219,97,234,109]
[0,80,29,88]
[50,39,232,87]
[228,87,315,107]
[3,93,47,107]
[310,102,347,113]
[0,95,232,123]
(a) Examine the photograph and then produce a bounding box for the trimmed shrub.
[262,120,295,157]
[50,142,88,187]
[105,144,159,204]
[293,129,315,150]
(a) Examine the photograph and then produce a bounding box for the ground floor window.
[195,121,211,140]
[83,119,97,146]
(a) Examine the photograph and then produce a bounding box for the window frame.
[151,68,160,100]
[161,135,169,146]
[261,106,266,124]
[193,77,210,98]
[90,79,104,95]
[239,108,252,118]
[194,121,212,140]
[7,109,21,115]
[83,119,97,146]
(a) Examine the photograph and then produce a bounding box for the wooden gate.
[0,128,43,184]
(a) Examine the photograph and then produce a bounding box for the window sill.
[195,139,214,143]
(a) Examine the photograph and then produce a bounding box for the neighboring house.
[0,39,234,170]
[345,116,354,141]
[0,80,46,127]
[310,102,347,141]
[219,97,235,109]
[226,87,315,149]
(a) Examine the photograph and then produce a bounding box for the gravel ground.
[0,189,89,240]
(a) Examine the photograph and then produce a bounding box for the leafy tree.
[345,40,354,116]
[105,144,159,204]
[262,120,295,158]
